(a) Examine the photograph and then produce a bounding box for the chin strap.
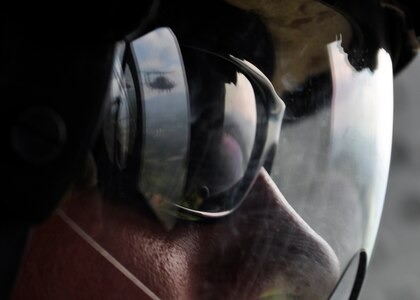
[57,210,160,300]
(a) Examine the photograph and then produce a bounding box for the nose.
[12,168,341,300]
[192,168,341,299]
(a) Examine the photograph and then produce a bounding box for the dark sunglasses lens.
[102,28,270,219]
[181,48,263,213]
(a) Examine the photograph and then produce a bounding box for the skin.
[12,169,340,300]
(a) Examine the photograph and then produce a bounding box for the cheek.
[11,215,153,300]
[12,189,204,300]
[94,203,202,300]
[64,189,205,300]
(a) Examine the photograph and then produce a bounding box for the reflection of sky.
[224,73,257,167]
[225,73,257,126]
[131,27,187,99]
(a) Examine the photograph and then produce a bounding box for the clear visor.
[19,1,394,299]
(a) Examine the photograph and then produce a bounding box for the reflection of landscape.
[131,28,190,204]
[139,91,189,202]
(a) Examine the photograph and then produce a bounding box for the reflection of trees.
[142,119,188,194]
[145,122,187,153]
[141,150,185,203]
[141,155,185,192]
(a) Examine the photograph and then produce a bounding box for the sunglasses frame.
[103,28,285,220]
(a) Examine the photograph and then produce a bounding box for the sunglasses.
[99,27,285,223]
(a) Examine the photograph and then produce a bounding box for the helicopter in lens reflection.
[143,70,176,93]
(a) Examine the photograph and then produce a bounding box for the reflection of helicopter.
[142,70,176,92]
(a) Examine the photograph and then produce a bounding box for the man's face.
[13,169,339,300]
[11,1,363,299]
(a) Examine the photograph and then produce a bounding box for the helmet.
[3,0,419,299]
